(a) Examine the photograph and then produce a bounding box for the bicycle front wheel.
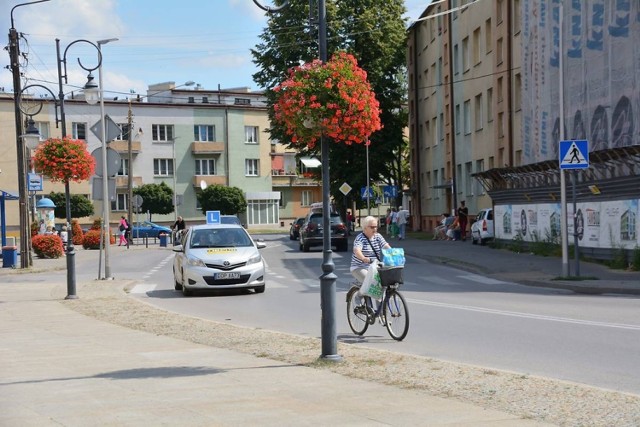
[346,287,369,336]
[383,289,409,341]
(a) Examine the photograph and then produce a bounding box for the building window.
[301,190,312,207]
[195,159,216,175]
[463,100,471,134]
[453,44,459,75]
[475,159,485,195]
[473,27,481,65]
[455,104,461,134]
[194,125,215,142]
[152,124,174,142]
[35,122,50,140]
[497,77,504,103]
[432,117,438,146]
[497,37,504,65]
[514,73,522,111]
[115,123,130,141]
[513,0,521,34]
[72,122,86,140]
[465,162,473,196]
[153,158,174,176]
[433,170,439,199]
[475,93,483,131]
[487,88,494,122]
[245,126,259,144]
[245,159,259,176]
[117,158,129,176]
[111,193,127,212]
[462,36,469,71]
[498,112,505,138]
[497,0,504,24]
[485,19,492,54]
[438,113,444,142]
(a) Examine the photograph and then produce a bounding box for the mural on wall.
[522,0,640,164]
[495,200,640,250]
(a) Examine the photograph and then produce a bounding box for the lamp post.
[254,0,340,361]
[56,37,109,297]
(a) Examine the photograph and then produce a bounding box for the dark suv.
[299,212,348,252]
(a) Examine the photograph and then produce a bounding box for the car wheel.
[254,285,265,294]
[173,267,182,290]
[289,233,295,240]
[181,272,193,296]
[299,240,304,251]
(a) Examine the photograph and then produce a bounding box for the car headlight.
[247,253,262,265]
[186,254,207,268]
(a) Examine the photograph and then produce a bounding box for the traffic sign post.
[559,139,589,277]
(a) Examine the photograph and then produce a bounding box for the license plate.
[215,272,240,280]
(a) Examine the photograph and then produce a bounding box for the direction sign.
[383,185,398,198]
[206,210,221,224]
[92,147,122,177]
[132,194,143,208]
[559,140,589,169]
[90,114,122,143]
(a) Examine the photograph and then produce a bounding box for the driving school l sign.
[559,140,589,170]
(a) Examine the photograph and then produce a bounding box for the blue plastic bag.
[382,247,405,267]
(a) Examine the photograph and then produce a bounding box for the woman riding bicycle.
[350,215,391,285]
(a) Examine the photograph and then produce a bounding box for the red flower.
[273,52,382,149]
[33,137,95,183]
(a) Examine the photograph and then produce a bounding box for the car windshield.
[190,229,252,248]
[309,214,343,225]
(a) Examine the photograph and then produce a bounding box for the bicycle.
[346,265,409,341]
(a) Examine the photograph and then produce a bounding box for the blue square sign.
[559,140,589,169]
[206,210,221,224]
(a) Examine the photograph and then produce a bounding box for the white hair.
[363,216,378,227]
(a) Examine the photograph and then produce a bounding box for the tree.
[197,185,247,215]
[47,192,94,220]
[252,0,408,206]
[133,182,173,221]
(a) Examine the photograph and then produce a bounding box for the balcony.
[115,176,143,189]
[191,141,224,154]
[271,169,297,176]
[109,140,141,153]
[193,175,226,187]
[271,173,319,187]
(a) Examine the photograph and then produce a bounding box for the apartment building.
[0,83,315,235]
[408,0,640,255]
[408,0,521,230]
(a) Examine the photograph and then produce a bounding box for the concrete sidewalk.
[0,277,550,426]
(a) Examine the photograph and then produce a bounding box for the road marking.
[407,298,640,331]
[457,274,508,285]
[130,284,157,294]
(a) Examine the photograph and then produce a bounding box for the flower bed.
[32,234,64,258]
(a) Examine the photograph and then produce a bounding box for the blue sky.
[2,0,429,98]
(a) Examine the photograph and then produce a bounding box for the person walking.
[390,207,399,238]
[397,208,409,240]
[118,216,129,246]
[457,201,468,241]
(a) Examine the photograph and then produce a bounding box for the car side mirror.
[172,245,183,252]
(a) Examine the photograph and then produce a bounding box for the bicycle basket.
[378,266,404,286]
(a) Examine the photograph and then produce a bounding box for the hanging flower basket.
[33,137,95,183]
[273,51,382,148]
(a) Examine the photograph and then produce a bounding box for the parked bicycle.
[346,265,409,341]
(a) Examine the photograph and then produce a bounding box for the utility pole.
[9,14,30,268]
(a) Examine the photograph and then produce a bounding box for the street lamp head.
[83,72,100,105]
[183,80,196,87]
[21,117,42,150]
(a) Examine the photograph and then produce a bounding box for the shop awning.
[300,157,322,168]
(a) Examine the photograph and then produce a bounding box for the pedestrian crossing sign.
[559,140,589,169]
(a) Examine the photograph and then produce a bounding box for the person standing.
[397,208,409,240]
[457,200,469,241]
[390,207,399,238]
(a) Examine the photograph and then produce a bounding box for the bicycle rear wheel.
[346,287,369,335]
[383,289,409,341]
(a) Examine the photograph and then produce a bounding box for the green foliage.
[529,229,561,257]
[47,192,94,219]
[509,230,525,253]
[133,182,174,221]
[631,245,640,271]
[197,185,247,215]
[606,246,628,270]
[251,0,408,205]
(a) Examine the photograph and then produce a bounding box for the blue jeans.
[399,223,406,239]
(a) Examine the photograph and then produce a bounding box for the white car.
[173,224,266,296]
[471,208,494,245]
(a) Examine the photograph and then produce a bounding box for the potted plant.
[273,51,381,148]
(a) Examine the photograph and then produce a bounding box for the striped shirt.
[350,232,388,271]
